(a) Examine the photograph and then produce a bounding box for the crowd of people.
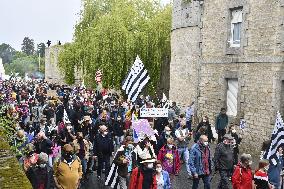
[0,78,283,189]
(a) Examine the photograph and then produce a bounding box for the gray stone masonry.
[170,0,284,153]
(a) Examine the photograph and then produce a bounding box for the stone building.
[45,46,82,84]
[170,0,284,151]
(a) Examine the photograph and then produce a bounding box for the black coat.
[93,133,114,157]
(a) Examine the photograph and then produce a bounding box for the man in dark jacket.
[34,131,53,165]
[215,108,229,143]
[214,134,234,189]
[93,125,114,179]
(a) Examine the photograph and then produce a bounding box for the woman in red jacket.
[129,158,157,189]
[232,153,254,189]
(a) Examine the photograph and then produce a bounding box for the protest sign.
[140,108,168,117]
[47,90,57,97]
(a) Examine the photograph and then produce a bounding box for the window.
[230,9,243,47]
[227,79,238,116]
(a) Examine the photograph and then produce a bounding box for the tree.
[58,0,172,94]
[21,37,35,56]
[0,43,16,64]
[4,56,37,77]
[37,43,46,57]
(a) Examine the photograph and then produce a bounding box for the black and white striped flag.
[122,56,150,102]
[105,163,120,189]
[162,93,171,109]
[263,111,284,165]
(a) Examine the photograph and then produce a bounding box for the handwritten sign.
[140,108,168,118]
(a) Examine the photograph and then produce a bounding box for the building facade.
[170,0,284,151]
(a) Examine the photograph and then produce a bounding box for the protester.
[228,124,242,165]
[156,160,171,189]
[53,144,83,189]
[156,126,174,154]
[93,125,114,179]
[215,108,229,143]
[129,158,157,189]
[113,136,135,188]
[73,132,90,176]
[254,159,274,189]
[185,102,194,131]
[195,116,214,143]
[175,119,192,178]
[34,131,53,166]
[214,134,234,189]
[157,137,180,176]
[189,135,212,189]
[267,146,284,189]
[29,152,55,189]
[232,153,253,189]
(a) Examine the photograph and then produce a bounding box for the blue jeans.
[178,147,191,175]
[192,175,210,189]
[80,158,87,174]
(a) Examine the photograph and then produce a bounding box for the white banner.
[140,108,168,118]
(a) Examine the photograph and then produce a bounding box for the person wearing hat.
[129,158,157,189]
[232,153,253,189]
[29,152,55,189]
[53,144,82,189]
[254,159,274,189]
[93,125,114,179]
[214,133,234,189]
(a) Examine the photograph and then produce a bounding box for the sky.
[0,0,170,51]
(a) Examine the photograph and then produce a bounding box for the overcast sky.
[0,0,170,51]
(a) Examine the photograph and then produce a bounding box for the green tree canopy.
[0,43,16,64]
[37,43,46,57]
[58,0,172,94]
[21,37,35,56]
[4,56,37,77]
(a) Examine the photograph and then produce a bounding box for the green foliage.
[21,37,35,56]
[0,111,32,189]
[37,42,46,57]
[4,56,38,76]
[0,43,16,64]
[58,0,172,94]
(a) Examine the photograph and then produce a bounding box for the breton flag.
[122,56,150,102]
[263,111,284,165]
[162,93,171,109]
[63,109,71,124]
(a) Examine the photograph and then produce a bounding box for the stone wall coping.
[201,56,284,64]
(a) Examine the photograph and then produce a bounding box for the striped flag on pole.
[122,56,150,102]
[263,111,284,165]
[95,69,103,83]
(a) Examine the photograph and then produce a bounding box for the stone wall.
[170,0,284,152]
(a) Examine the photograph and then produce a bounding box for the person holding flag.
[263,112,284,189]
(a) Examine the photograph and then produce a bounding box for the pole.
[38,52,41,72]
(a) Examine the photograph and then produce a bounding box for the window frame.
[229,8,243,48]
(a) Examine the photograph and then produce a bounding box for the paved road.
[81,142,226,189]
